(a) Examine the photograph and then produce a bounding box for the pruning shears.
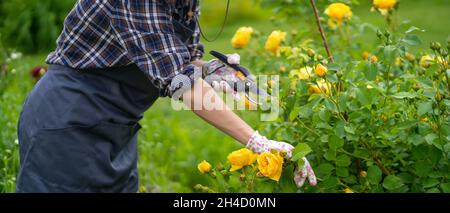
[210,50,268,105]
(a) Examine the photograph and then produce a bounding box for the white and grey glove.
[246,131,317,187]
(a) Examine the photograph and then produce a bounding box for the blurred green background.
[0,0,449,192]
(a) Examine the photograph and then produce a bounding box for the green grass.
[1,0,449,192]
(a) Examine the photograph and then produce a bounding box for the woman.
[16,0,316,192]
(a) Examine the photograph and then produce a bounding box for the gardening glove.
[202,53,242,100]
[246,131,317,187]
[293,157,317,187]
[246,131,294,158]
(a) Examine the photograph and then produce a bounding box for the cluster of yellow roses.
[288,63,332,95]
[231,27,287,54]
[325,0,398,28]
[198,148,285,182]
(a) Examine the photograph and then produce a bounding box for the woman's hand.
[246,131,317,187]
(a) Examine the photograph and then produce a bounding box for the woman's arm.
[181,78,255,145]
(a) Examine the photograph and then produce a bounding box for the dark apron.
[16,64,159,192]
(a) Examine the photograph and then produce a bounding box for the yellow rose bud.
[315,64,328,77]
[420,117,429,123]
[325,3,353,24]
[362,51,370,60]
[227,148,257,172]
[359,171,368,178]
[268,80,276,89]
[420,55,434,68]
[240,174,246,181]
[381,114,388,122]
[197,160,212,174]
[373,0,397,10]
[307,48,316,57]
[343,188,354,193]
[431,122,439,130]
[370,55,378,63]
[405,52,415,62]
[257,152,284,182]
[265,30,287,54]
[231,27,254,49]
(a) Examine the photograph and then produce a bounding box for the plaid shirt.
[46,0,204,97]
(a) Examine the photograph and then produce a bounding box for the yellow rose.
[309,79,332,94]
[289,67,313,80]
[362,51,370,60]
[231,27,254,49]
[257,152,284,182]
[325,3,353,24]
[308,85,321,94]
[373,0,397,10]
[197,160,212,174]
[227,148,257,172]
[420,55,434,68]
[265,31,287,54]
[370,55,378,63]
[314,64,328,77]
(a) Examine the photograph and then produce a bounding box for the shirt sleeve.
[187,2,205,61]
[108,0,198,98]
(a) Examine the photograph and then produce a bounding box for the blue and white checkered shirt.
[46,0,204,97]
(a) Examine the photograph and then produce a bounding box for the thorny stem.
[295,117,320,137]
[309,0,334,63]
[339,149,370,161]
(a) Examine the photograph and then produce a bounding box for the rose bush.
[197,0,449,193]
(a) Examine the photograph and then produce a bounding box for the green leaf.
[392,92,417,99]
[336,155,351,167]
[364,61,378,81]
[298,106,313,118]
[324,98,338,113]
[334,121,345,138]
[228,175,241,190]
[382,175,404,191]
[424,133,438,146]
[367,165,382,184]
[417,101,433,116]
[405,26,424,34]
[344,125,356,134]
[336,167,349,177]
[324,149,336,161]
[423,178,440,188]
[329,135,344,150]
[415,160,432,177]
[291,143,312,161]
[440,183,450,193]
[412,144,429,159]
[317,163,335,177]
[407,134,425,146]
[383,45,397,64]
[426,188,440,193]
[289,106,301,122]
[402,34,422,46]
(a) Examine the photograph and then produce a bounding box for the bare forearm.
[181,78,254,145]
